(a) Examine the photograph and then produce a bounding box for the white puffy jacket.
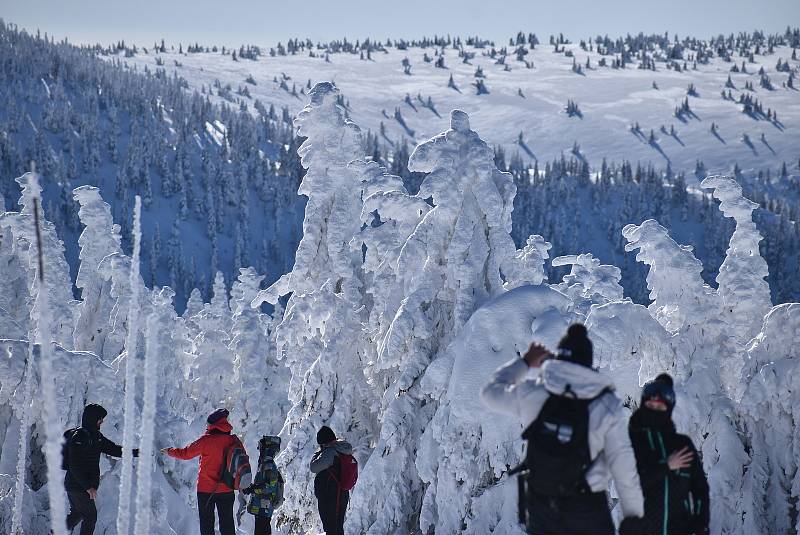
[480,357,644,519]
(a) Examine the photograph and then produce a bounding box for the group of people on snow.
[62,406,353,535]
[482,323,709,535]
[62,323,705,535]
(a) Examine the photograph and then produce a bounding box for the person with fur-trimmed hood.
[481,324,644,535]
[629,374,709,535]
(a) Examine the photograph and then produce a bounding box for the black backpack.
[61,428,84,470]
[510,387,610,524]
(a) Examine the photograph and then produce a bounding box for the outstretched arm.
[98,434,140,458]
[163,437,204,460]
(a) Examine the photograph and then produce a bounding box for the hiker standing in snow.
[481,324,644,535]
[64,403,139,535]
[310,426,358,535]
[629,374,709,535]
[240,435,284,534]
[162,408,248,535]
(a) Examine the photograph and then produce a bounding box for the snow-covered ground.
[118,38,800,179]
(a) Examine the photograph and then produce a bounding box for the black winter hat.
[641,373,676,413]
[207,408,230,425]
[81,404,107,429]
[316,426,336,445]
[556,324,593,367]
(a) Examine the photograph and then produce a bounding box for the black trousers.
[318,490,349,535]
[254,514,273,534]
[527,491,614,535]
[197,492,235,535]
[66,490,98,535]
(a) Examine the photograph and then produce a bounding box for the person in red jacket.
[162,408,244,535]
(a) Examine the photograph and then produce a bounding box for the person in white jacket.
[481,324,644,535]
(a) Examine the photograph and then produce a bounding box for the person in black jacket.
[309,426,353,535]
[64,404,138,535]
[629,374,709,535]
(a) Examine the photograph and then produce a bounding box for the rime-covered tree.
[72,186,122,356]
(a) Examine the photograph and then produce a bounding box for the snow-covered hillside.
[0,22,306,309]
[117,32,800,179]
[2,23,799,307]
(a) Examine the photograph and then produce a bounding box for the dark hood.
[81,404,107,430]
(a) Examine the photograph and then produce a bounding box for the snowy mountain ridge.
[114,28,800,180]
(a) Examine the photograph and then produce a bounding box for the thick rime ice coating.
[701,175,771,393]
[507,235,552,289]
[348,108,532,535]
[552,253,624,316]
[25,170,69,535]
[72,186,123,356]
[251,84,377,534]
[117,195,141,535]
[622,219,718,334]
[443,285,575,421]
[133,289,169,535]
[740,304,800,534]
[229,267,289,460]
[416,285,574,534]
[585,301,673,404]
[0,173,77,348]
[254,81,364,305]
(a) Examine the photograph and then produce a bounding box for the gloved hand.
[132,448,140,458]
[619,516,643,535]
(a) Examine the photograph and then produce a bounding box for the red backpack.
[219,436,251,490]
[334,453,358,491]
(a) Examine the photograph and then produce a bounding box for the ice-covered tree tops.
[700,176,771,367]
[351,110,543,535]
[72,186,123,356]
[256,81,364,304]
[0,173,77,348]
[252,82,376,534]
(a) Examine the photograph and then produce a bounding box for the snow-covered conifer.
[351,110,521,534]
[700,176,771,356]
[251,83,375,534]
[72,186,123,356]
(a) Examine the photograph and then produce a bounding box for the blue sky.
[4,0,799,48]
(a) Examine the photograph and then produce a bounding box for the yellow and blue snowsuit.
[247,455,284,517]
